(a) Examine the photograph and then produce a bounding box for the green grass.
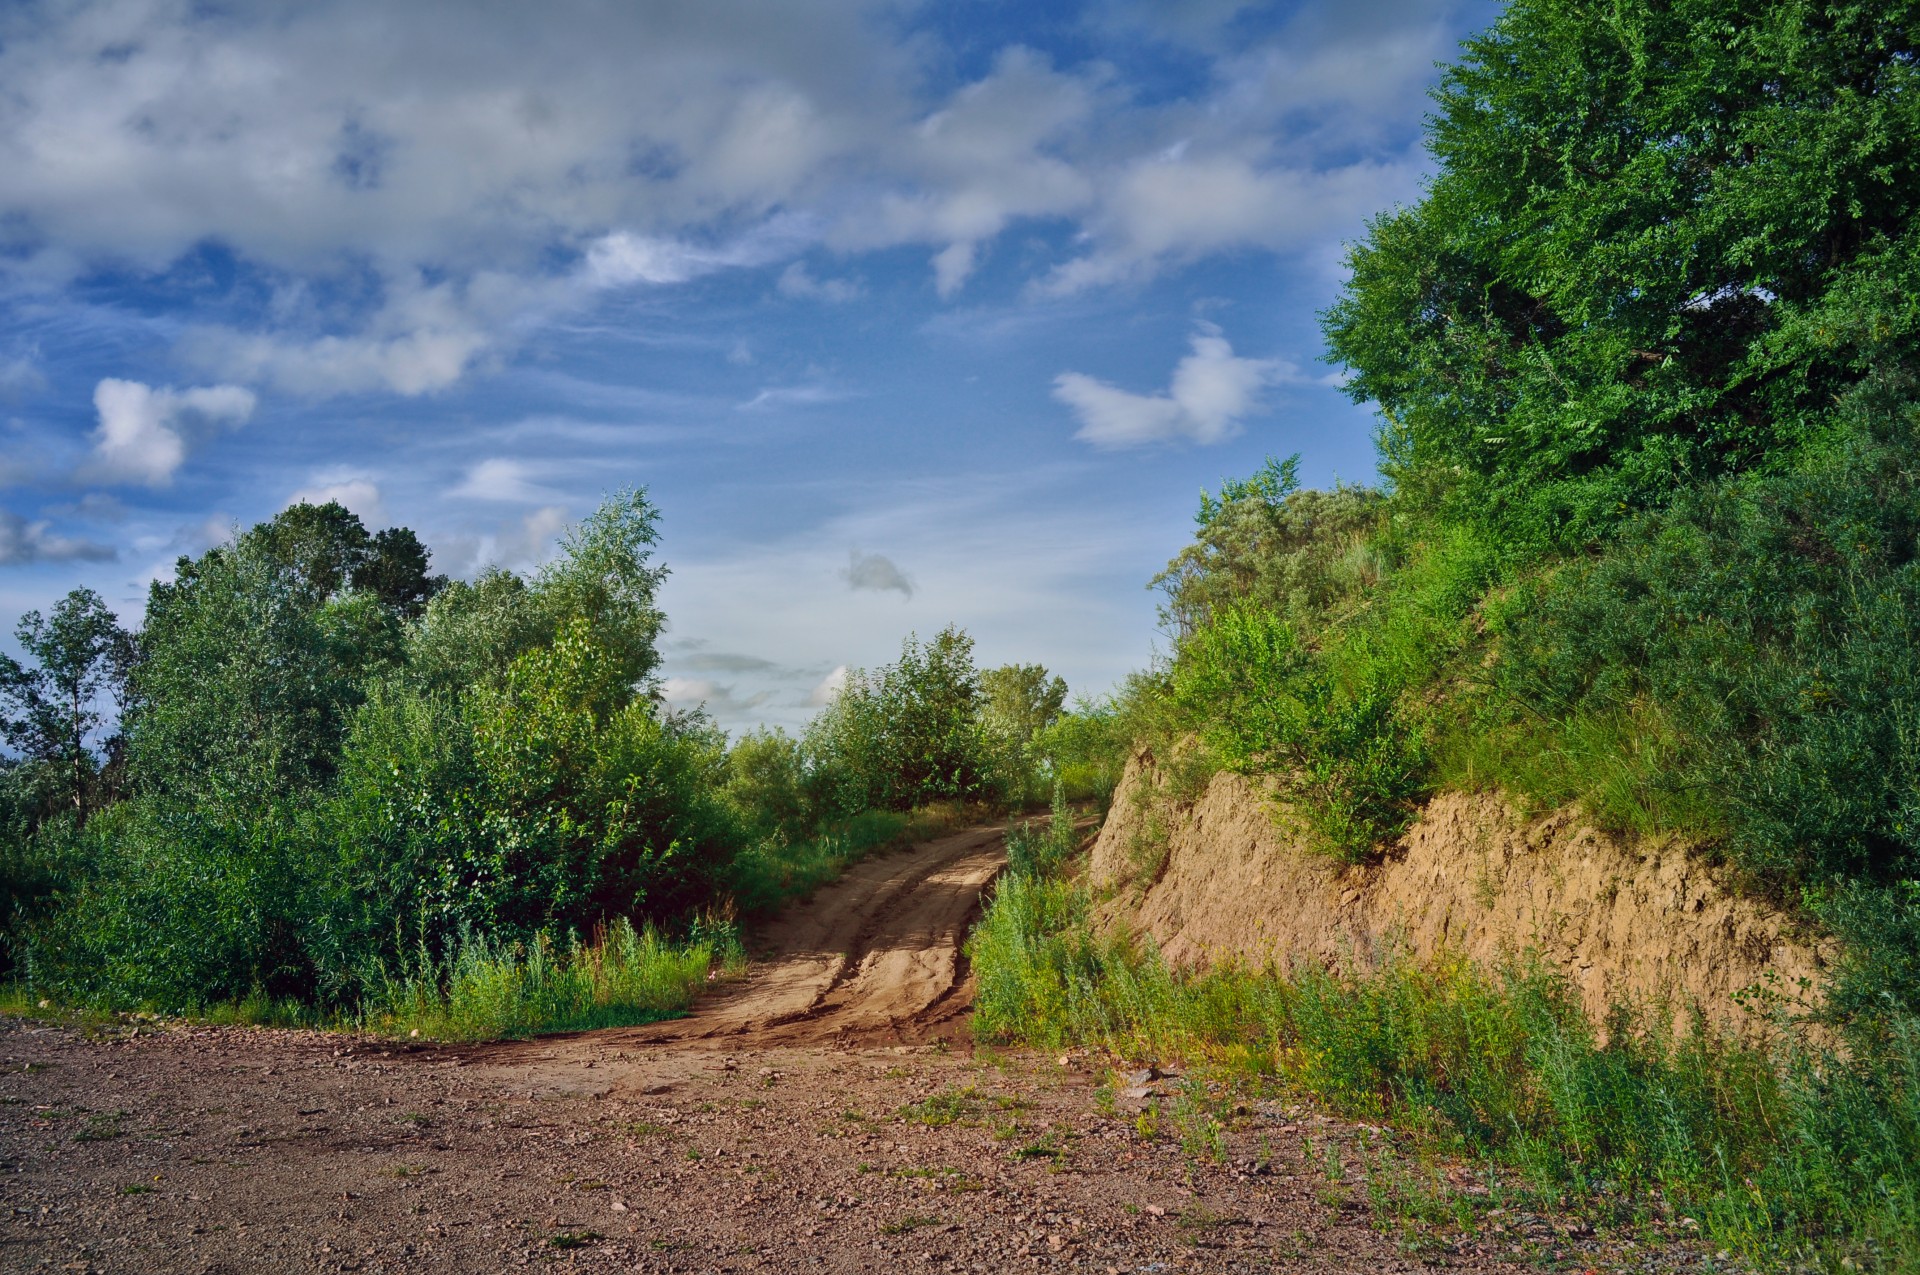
[967,869,1920,1270]
[362,917,720,1042]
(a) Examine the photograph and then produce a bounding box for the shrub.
[802,626,999,814]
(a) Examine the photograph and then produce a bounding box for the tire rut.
[496,823,1007,1069]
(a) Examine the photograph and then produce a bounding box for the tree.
[1322,0,1920,551]
[0,589,136,817]
[979,664,1068,747]
[804,626,997,812]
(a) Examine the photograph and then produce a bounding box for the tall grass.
[363,917,721,1042]
[967,870,1920,1268]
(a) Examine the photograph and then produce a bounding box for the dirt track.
[0,827,1676,1274]
[618,822,1007,1049]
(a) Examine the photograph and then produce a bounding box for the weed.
[548,1230,601,1249]
[897,1088,978,1127]
[969,866,1920,1270]
[879,1214,941,1236]
[1009,1137,1063,1162]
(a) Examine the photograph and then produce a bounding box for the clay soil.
[2,826,1700,1274]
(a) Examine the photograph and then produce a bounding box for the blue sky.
[0,0,1497,733]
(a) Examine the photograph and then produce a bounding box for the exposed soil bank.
[1089,756,1827,1036]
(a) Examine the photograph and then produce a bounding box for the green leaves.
[803,625,999,813]
[1324,0,1920,550]
[1172,603,1429,860]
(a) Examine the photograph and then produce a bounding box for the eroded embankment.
[1090,755,1827,1036]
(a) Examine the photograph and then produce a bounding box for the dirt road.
[0,827,1653,1274]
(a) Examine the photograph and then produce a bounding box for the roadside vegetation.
[969,0,1920,1267]
[0,492,1089,1038]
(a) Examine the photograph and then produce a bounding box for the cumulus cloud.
[0,0,1461,394]
[843,550,913,598]
[289,471,385,523]
[0,510,116,566]
[1035,154,1424,296]
[495,505,571,572]
[659,676,773,716]
[1054,323,1282,448]
[81,379,257,487]
[808,665,850,706]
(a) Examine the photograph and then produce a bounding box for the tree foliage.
[804,626,998,814]
[1324,0,1920,549]
[0,589,135,818]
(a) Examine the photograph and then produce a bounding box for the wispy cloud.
[0,511,116,566]
[450,458,560,504]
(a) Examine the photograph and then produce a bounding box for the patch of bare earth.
[1,826,1702,1273]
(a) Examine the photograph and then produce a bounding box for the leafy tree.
[723,729,810,843]
[0,589,136,818]
[980,664,1068,747]
[244,501,446,614]
[130,503,448,807]
[134,542,387,807]
[1153,456,1384,640]
[356,527,445,618]
[1323,0,1920,550]
[805,626,997,812]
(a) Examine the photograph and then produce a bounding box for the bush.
[802,626,1000,814]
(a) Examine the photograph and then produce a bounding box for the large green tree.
[1323,0,1920,549]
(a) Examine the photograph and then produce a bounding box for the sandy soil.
[0,826,1704,1274]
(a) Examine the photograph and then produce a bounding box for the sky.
[0,0,1499,734]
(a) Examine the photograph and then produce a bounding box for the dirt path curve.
[652,822,1007,1048]
[465,824,1008,1094]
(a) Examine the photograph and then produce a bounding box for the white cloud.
[0,510,115,565]
[1054,324,1282,448]
[808,665,850,706]
[0,0,1461,393]
[1036,154,1424,296]
[495,505,571,572]
[450,458,555,503]
[737,382,851,411]
[660,675,773,716]
[843,550,914,598]
[0,353,46,401]
[582,220,813,294]
[81,378,256,486]
[289,471,385,523]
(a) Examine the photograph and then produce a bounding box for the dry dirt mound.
[1091,755,1827,1037]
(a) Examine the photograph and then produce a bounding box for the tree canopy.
[1323,0,1920,549]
